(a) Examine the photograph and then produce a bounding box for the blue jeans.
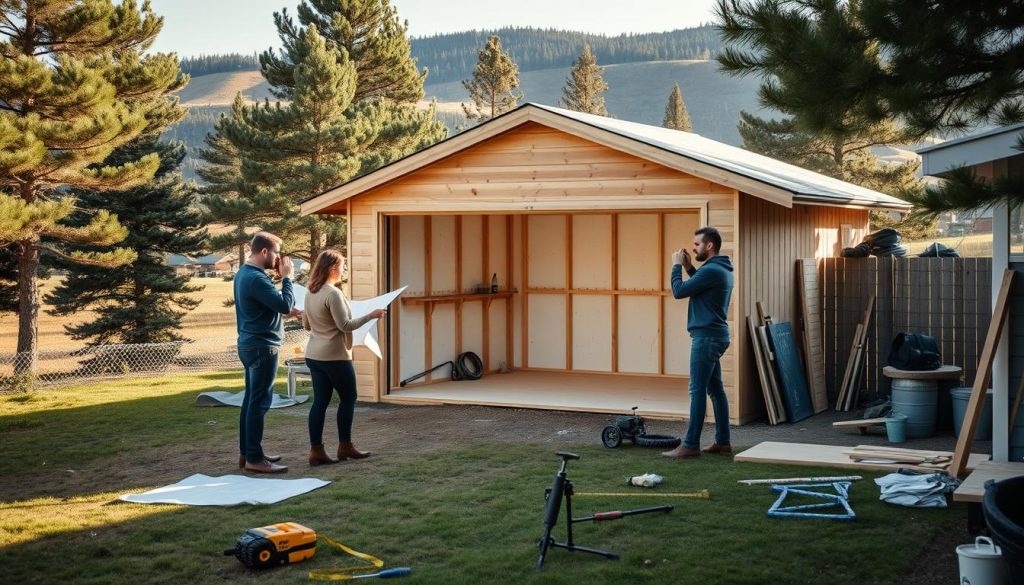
[238,346,280,463]
[305,358,358,446]
[684,336,731,449]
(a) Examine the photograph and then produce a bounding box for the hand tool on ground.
[536,452,673,570]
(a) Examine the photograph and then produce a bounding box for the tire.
[454,352,483,380]
[239,538,277,569]
[601,425,622,448]
[633,434,681,449]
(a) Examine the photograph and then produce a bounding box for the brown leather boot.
[337,442,371,460]
[661,445,701,459]
[239,454,283,468]
[244,459,288,474]
[702,443,733,455]
[308,444,339,466]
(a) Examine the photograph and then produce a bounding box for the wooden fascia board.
[525,108,794,209]
[299,108,534,216]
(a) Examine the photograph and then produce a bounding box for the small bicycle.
[600,407,681,449]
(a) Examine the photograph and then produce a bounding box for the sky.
[147,0,721,57]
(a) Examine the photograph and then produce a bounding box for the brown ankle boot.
[661,445,701,459]
[337,441,371,460]
[308,444,339,466]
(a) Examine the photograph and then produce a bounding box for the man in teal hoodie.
[662,226,734,459]
[234,232,300,473]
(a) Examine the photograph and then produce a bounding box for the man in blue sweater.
[234,232,300,473]
[662,226,734,459]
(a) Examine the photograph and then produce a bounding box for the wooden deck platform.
[383,370,693,420]
[953,460,1024,503]
[735,441,990,473]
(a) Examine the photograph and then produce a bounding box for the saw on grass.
[223,522,410,580]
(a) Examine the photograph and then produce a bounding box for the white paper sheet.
[292,283,308,311]
[119,473,330,506]
[350,286,406,358]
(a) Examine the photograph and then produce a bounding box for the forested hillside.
[411,26,722,84]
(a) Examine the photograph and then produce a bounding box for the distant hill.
[426,60,767,145]
[411,26,722,84]
[176,70,274,106]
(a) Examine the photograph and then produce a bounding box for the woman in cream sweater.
[302,249,386,465]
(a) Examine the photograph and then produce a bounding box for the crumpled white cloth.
[874,472,959,508]
[120,473,330,506]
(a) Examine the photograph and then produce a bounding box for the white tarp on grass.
[195,390,309,408]
[120,473,330,506]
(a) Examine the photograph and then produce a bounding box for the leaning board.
[736,441,990,473]
[797,259,828,412]
[765,322,814,423]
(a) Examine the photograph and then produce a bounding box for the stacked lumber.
[749,302,785,425]
[835,296,875,411]
[844,445,954,474]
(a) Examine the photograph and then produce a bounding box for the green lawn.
[0,372,962,584]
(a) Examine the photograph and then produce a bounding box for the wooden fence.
[820,257,992,405]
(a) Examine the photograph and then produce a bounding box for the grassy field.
[0,371,964,585]
[904,233,993,257]
[0,277,238,356]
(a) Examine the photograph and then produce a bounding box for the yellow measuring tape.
[574,489,711,499]
[308,535,385,581]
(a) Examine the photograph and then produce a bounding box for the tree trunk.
[15,237,40,377]
[309,225,322,266]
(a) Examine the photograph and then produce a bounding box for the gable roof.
[300,103,911,215]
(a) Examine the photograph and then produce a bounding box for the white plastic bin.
[956,536,1007,585]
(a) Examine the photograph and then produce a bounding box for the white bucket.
[956,536,1007,585]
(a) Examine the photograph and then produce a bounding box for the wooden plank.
[950,269,1015,478]
[832,417,886,431]
[481,216,490,370]
[797,259,827,412]
[611,215,618,373]
[756,324,786,420]
[735,441,989,474]
[954,460,1024,503]
[506,215,514,368]
[391,216,400,391]
[565,214,573,371]
[455,216,463,355]
[658,213,665,375]
[748,316,779,424]
[424,216,432,381]
[836,324,863,411]
[521,216,529,368]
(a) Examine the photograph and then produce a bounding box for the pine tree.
[223,26,380,261]
[0,0,186,375]
[44,136,206,346]
[560,45,608,115]
[207,1,445,259]
[260,0,426,104]
[738,111,934,238]
[198,95,263,263]
[462,35,523,123]
[663,82,693,131]
[717,0,1024,215]
[0,244,17,313]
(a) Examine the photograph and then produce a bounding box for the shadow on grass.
[0,443,965,585]
[0,369,312,500]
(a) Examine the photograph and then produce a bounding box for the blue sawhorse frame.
[767,482,856,521]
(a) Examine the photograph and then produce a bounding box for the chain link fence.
[0,329,310,393]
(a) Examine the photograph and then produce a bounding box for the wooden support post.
[521,216,529,369]
[424,216,432,381]
[482,216,489,370]
[565,214,573,371]
[391,216,400,390]
[611,214,619,373]
[950,269,1015,478]
[455,215,463,356]
[506,215,514,369]
[658,212,665,375]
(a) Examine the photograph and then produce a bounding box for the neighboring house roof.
[195,253,236,265]
[917,122,1024,176]
[301,102,911,215]
[166,254,194,267]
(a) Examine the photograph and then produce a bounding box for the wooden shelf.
[402,290,517,306]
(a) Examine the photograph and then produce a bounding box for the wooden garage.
[299,103,911,424]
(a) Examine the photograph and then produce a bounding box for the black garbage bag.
[918,242,960,257]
